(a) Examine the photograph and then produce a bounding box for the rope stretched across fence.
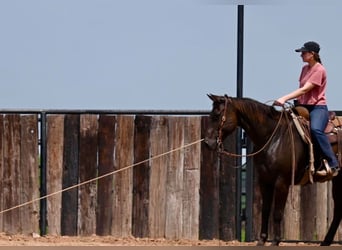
[0,138,204,215]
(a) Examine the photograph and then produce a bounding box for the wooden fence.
[0,112,340,243]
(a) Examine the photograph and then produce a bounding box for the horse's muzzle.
[204,137,217,149]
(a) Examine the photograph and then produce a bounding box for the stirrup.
[315,159,339,177]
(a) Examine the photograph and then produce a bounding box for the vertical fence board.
[199,116,219,239]
[252,166,262,240]
[46,115,64,235]
[300,184,317,240]
[315,183,329,240]
[219,133,238,241]
[165,117,185,239]
[149,116,168,238]
[112,115,134,237]
[61,114,80,236]
[2,115,21,234]
[78,114,98,236]
[132,115,151,237]
[283,185,301,240]
[96,115,116,236]
[20,115,39,234]
[182,116,201,239]
[0,115,4,230]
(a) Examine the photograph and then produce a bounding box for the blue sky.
[0,0,341,110]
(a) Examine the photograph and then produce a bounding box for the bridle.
[216,96,285,158]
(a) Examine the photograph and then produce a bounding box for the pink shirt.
[297,63,327,105]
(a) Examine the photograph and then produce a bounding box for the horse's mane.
[233,97,280,121]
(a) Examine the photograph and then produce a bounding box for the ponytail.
[314,53,322,64]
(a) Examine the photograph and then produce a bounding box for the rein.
[217,97,285,158]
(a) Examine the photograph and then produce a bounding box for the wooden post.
[46,115,64,235]
[61,114,80,236]
[78,114,98,236]
[112,115,134,237]
[96,115,116,235]
[182,116,201,239]
[165,117,185,239]
[199,116,220,240]
[20,115,39,234]
[149,116,168,238]
[2,115,21,234]
[132,115,151,237]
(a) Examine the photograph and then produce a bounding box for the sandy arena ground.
[0,233,328,246]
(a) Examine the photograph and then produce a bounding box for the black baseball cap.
[295,41,320,53]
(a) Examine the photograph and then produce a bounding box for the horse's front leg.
[271,178,290,246]
[257,182,275,246]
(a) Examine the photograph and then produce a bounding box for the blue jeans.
[306,105,339,168]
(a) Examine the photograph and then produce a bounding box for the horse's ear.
[207,94,218,102]
[223,94,232,103]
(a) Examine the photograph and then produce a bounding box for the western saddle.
[292,106,342,183]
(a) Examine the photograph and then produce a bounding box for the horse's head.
[204,94,238,149]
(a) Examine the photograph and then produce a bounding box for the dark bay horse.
[205,94,342,246]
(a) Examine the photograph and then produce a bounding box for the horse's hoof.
[256,240,265,246]
[271,241,280,246]
[256,233,267,246]
[320,241,331,246]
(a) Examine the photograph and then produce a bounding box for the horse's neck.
[234,99,278,145]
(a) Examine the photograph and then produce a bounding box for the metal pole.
[237,5,244,99]
[245,137,254,241]
[236,4,244,241]
[39,112,47,235]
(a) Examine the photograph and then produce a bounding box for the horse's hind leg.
[321,175,342,246]
[257,183,275,246]
[321,212,342,246]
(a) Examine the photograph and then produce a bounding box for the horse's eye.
[210,112,220,121]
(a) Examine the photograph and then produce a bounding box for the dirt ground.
[0,233,327,246]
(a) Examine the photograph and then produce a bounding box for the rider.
[274,41,339,177]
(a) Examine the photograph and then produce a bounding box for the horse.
[204,94,342,246]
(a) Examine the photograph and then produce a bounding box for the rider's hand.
[273,98,285,107]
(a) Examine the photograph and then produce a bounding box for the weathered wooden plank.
[182,116,201,240]
[96,115,116,236]
[2,114,21,234]
[252,167,262,240]
[0,115,4,230]
[283,185,301,240]
[131,115,151,238]
[46,115,64,235]
[315,182,328,240]
[165,117,185,239]
[300,184,317,240]
[19,115,39,234]
[219,132,238,241]
[199,116,220,240]
[148,116,168,238]
[61,114,80,236]
[112,115,134,237]
[78,114,98,236]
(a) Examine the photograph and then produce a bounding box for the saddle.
[292,106,342,183]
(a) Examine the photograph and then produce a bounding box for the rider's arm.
[274,82,315,105]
